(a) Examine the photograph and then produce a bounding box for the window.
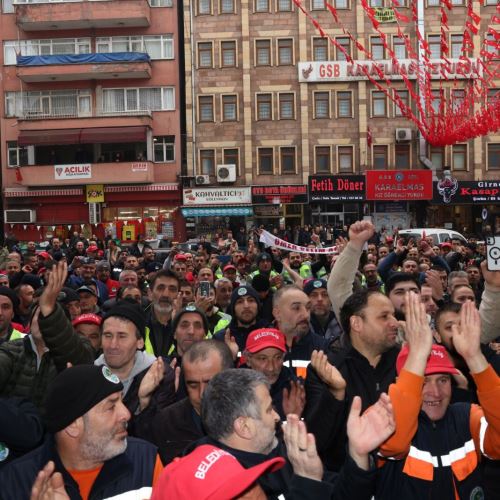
[154,136,175,162]
[394,90,409,116]
[395,144,410,169]
[314,91,330,118]
[488,88,499,105]
[450,34,465,58]
[221,41,237,67]
[428,35,441,59]
[256,40,271,65]
[223,148,239,174]
[313,38,328,61]
[373,145,388,170]
[277,39,293,65]
[197,0,212,15]
[372,91,387,117]
[199,96,214,122]
[200,149,215,175]
[427,0,440,5]
[311,0,325,9]
[338,146,353,173]
[279,93,294,119]
[220,0,235,13]
[429,146,445,170]
[393,36,407,59]
[337,91,352,118]
[280,147,296,174]
[315,146,331,173]
[198,42,213,68]
[452,144,467,171]
[277,0,292,11]
[96,35,174,60]
[222,94,237,121]
[258,148,274,174]
[6,89,92,118]
[257,93,273,120]
[371,37,385,60]
[485,34,499,59]
[255,0,269,11]
[336,37,351,61]
[150,0,174,5]
[451,0,464,4]
[7,142,29,168]
[102,87,174,113]
[488,144,500,170]
[451,89,465,113]
[430,89,444,115]
[370,0,383,6]
[334,0,349,7]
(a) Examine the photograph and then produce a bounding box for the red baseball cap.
[86,245,98,253]
[72,313,102,327]
[174,253,187,262]
[151,445,285,500]
[223,264,237,272]
[38,251,50,260]
[245,328,286,354]
[440,242,452,249]
[396,344,458,376]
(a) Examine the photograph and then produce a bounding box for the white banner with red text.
[259,230,338,254]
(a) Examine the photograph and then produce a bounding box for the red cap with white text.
[396,344,458,376]
[245,328,286,354]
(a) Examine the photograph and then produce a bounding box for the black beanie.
[45,365,123,433]
[251,274,270,293]
[229,285,261,315]
[172,305,209,335]
[103,302,146,338]
[0,286,19,310]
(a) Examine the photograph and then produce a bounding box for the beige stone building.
[183,0,499,236]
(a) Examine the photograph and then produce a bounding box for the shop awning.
[181,206,253,217]
[18,126,148,146]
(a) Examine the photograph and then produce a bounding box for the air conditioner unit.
[396,128,412,142]
[88,203,101,224]
[216,164,236,183]
[195,174,210,185]
[4,209,36,223]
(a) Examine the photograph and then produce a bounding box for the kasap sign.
[183,187,251,206]
[55,164,91,180]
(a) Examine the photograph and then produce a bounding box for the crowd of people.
[0,220,499,499]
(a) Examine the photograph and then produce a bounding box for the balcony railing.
[13,0,170,6]
[17,108,153,120]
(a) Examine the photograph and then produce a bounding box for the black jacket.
[304,335,400,471]
[0,436,158,500]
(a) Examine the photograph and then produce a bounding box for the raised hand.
[138,357,165,411]
[347,221,375,251]
[224,328,239,361]
[39,261,68,317]
[169,358,182,393]
[282,381,306,418]
[452,301,488,374]
[310,350,346,400]
[424,269,444,301]
[282,414,323,481]
[347,394,395,470]
[30,461,69,500]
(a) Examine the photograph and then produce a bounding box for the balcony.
[16,161,155,186]
[16,53,152,83]
[15,0,151,32]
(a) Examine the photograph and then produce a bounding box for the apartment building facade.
[183,0,499,237]
[1,0,185,243]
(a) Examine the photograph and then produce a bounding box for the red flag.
[367,127,373,148]
[15,168,23,182]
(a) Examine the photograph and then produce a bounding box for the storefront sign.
[374,202,408,213]
[254,205,281,217]
[433,176,500,204]
[298,58,481,83]
[183,187,251,206]
[366,170,433,201]
[309,175,365,202]
[85,184,104,203]
[373,7,396,23]
[54,164,91,180]
[132,162,148,172]
[252,185,308,205]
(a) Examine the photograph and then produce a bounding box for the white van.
[397,228,468,245]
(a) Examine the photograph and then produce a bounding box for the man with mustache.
[0,365,163,500]
[144,270,182,357]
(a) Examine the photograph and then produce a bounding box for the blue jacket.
[0,436,158,500]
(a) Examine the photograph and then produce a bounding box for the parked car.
[397,228,468,245]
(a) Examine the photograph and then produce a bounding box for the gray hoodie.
[94,351,156,396]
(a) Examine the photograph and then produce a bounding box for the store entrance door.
[318,212,344,227]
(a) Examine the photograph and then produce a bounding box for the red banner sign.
[365,170,433,201]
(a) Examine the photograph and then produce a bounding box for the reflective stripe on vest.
[290,359,310,379]
[403,439,477,482]
[479,416,491,458]
[104,486,153,500]
[144,327,154,355]
[9,329,25,341]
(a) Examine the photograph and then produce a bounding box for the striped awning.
[181,206,253,217]
[4,188,83,198]
[105,184,179,193]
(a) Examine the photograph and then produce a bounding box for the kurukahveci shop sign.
[433,180,500,204]
[308,175,365,202]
